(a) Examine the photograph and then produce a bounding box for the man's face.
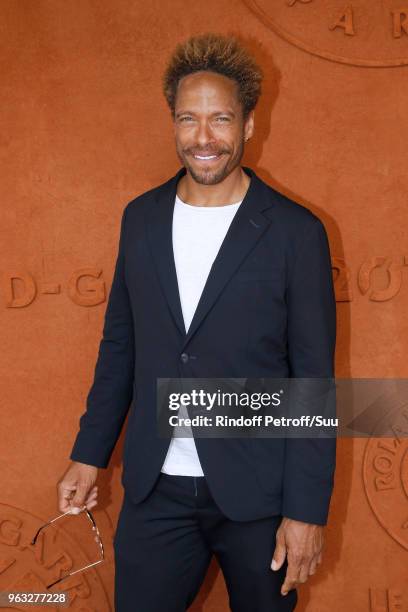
[173,71,254,185]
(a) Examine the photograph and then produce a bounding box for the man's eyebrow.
[175,110,236,118]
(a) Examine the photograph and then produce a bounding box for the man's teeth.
[194,154,218,159]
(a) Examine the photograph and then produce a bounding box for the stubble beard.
[176,138,245,186]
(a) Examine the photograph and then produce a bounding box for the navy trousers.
[113,473,298,611]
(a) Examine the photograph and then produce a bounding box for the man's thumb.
[271,540,287,571]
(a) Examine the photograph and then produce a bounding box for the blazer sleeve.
[69,204,135,468]
[282,217,337,525]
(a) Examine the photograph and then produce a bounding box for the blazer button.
[180,352,189,363]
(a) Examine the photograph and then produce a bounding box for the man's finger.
[58,484,77,512]
[271,529,287,571]
[281,555,300,595]
[85,491,98,503]
[84,491,98,506]
[298,560,311,583]
[71,482,91,509]
[281,576,298,595]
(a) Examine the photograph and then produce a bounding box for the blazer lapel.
[145,166,276,349]
[145,167,187,337]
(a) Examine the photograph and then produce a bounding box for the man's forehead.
[175,73,240,108]
[177,71,238,95]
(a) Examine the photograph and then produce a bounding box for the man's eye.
[180,117,193,122]
[215,116,230,122]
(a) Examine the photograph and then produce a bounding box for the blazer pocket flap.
[234,267,284,282]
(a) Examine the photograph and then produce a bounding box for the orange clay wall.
[1,1,407,610]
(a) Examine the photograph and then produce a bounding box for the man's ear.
[244,110,255,142]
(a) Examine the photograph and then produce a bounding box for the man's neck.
[176,166,250,207]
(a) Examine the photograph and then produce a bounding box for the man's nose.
[195,121,215,147]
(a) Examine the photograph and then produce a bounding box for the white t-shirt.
[160,193,242,476]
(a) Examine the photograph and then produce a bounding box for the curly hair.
[162,33,263,119]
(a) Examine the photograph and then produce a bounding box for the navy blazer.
[70,166,337,525]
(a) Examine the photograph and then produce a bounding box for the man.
[58,33,336,611]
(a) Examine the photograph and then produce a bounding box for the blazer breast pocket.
[233,267,284,283]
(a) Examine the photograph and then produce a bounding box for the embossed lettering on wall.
[3,269,106,308]
[3,257,408,306]
[242,1,408,66]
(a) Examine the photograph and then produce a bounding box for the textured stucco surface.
[1,1,407,609]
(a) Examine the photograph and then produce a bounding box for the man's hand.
[57,461,99,514]
[271,517,324,596]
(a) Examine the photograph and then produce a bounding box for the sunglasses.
[30,506,105,588]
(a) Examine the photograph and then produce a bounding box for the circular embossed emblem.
[363,438,408,550]
[242,1,408,67]
[0,503,111,610]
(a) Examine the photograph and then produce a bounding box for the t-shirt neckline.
[175,194,242,210]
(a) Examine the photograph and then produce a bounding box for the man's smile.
[189,152,226,163]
